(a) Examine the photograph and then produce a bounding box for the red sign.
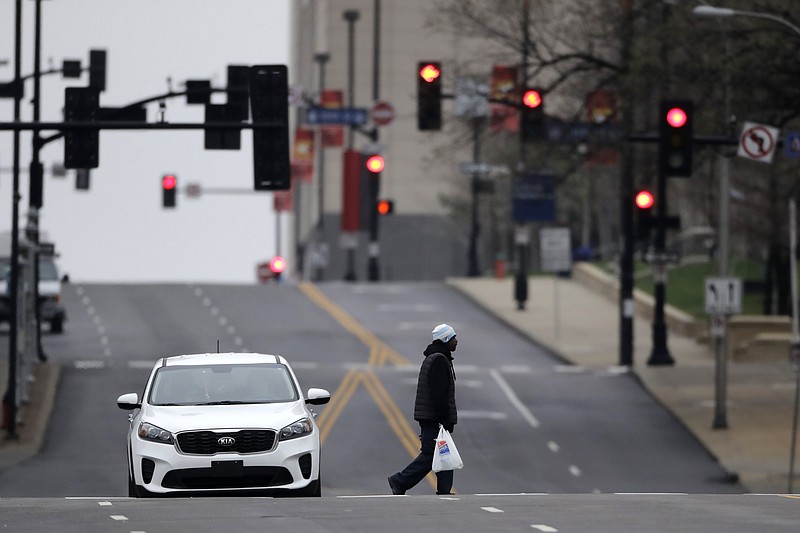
[490,66,519,133]
[341,149,361,232]
[371,101,395,126]
[320,90,344,147]
[291,128,314,182]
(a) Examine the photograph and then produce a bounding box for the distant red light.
[665,107,687,128]
[365,155,385,173]
[635,190,655,209]
[419,64,441,83]
[523,89,542,109]
[377,200,392,215]
[162,175,177,190]
[269,255,287,274]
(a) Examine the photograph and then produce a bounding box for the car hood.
[141,401,310,433]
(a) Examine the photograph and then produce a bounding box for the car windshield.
[0,257,59,281]
[148,363,298,406]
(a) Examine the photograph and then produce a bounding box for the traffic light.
[417,61,442,131]
[635,189,655,240]
[250,65,290,190]
[365,154,385,173]
[89,49,107,92]
[63,87,100,169]
[521,88,544,140]
[659,100,693,177]
[270,255,287,281]
[377,199,394,216]
[162,174,177,208]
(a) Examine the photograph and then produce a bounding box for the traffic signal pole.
[513,0,531,311]
[366,0,382,282]
[647,164,675,366]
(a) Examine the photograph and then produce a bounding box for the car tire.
[127,475,137,497]
[291,477,321,498]
[50,318,63,334]
[134,485,155,498]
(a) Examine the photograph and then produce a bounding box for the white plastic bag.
[432,424,463,472]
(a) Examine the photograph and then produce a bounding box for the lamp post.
[313,52,330,281]
[694,1,800,492]
[342,9,359,281]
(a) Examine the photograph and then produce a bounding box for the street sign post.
[704,277,742,315]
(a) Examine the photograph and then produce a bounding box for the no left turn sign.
[737,121,779,163]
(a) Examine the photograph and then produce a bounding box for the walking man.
[388,323,458,495]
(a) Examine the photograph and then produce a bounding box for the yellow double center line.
[299,282,437,488]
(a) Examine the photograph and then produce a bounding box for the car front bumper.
[131,432,320,494]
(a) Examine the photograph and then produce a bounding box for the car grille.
[162,466,293,490]
[176,430,277,455]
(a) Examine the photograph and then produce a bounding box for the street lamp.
[693,5,800,37]
[695,2,800,492]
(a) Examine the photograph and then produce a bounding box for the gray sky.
[0,0,291,283]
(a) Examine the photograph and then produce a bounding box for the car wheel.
[50,318,63,334]
[291,477,321,498]
[134,485,155,498]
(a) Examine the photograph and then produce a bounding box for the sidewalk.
[0,360,60,471]
[448,265,800,494]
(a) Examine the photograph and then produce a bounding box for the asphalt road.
[0,280,769,529]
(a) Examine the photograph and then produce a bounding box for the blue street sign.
[306,106,368,126]
[784,131,800,159]
[512,174,556,222]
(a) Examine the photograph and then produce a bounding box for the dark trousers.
[390,423,453,494]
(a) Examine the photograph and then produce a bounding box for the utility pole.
[342,9,359,282]
[513,0,531,310]
[5,0,23,440]
[366,0,382,281]
[313,52,330,281]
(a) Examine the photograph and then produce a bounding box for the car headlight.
[279,418,313,441]
[137,422,174,444]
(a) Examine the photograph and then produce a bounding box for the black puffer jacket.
[413,341,457,428]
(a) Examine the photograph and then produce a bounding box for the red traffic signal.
[269,255,287,274]
[635,189,655,209]
[419,63,441,83]
[659,99,693,177]
[665,107,687,128]
[522,89,543,109]
[417,61,442,131]
[377,199,394,216]
[162,174,177,208]
[365,154,385,173]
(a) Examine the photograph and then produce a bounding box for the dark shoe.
[388,476,406,495]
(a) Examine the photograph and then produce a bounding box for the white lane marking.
[194,287,203,297]
[219,316,228,326]
[569,465,582,477]
[500,365,532,373]
[459,379,484,388]
[202,297,211,307]
[481,507,504,513]
[456,365,479,373]
[614,492,688,496]
[75,360,105,369]
[490,369,540,428]
[476,493,548,496]
[97,501,112,506]
[459,410,508,420]
[109,515,128,521]
[548,441,560,453]
[554,365,585,373]
[87,306,96,315]
[531,525,558,532]
[210,306,219,316]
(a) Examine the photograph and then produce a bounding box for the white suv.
[117,352,330,497]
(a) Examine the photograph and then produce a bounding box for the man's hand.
[444,423,454,433]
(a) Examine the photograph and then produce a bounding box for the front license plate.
[211,460,244,477]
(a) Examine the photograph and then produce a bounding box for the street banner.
[490,66,518,133]
[291,128,314,182]
[273,189,292,212]
[585,90,619,167]
[320,90,345,147]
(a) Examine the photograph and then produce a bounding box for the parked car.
[117,352,330,498]
[0,255,67,333]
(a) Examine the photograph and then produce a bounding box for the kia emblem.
[218,436,236,447]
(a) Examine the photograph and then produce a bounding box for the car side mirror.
[306,388,330,406]
[117,392,140,410]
